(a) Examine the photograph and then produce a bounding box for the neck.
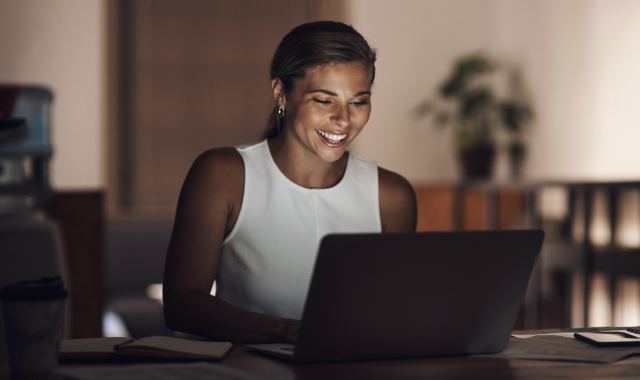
[268,133,348,189]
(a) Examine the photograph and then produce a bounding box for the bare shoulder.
[177,146,244,215]
[189,147,244,180]
[378,167,417,232]
[181,147,242,191]
[173,146,245,241]
[378,167,414,198]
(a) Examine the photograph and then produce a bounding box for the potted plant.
[415,53,533,180]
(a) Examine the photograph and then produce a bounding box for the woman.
[163,21,417,344]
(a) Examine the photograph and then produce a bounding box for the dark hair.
[264,21,377,139]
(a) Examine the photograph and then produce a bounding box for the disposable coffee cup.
[0,277,68,375]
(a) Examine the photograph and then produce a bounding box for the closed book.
[59,336,233,361]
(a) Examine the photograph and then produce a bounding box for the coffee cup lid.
[0,276,68,301]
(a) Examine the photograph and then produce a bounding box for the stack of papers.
[478,335,640,363]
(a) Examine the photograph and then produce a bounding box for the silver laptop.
[246,230,544,363]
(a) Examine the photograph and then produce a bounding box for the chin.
[316,147,347,163]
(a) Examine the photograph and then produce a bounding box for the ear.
[272,78,286,109]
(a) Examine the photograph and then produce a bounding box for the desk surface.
[3,334,640,380]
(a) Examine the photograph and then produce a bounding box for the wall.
[490,0,596,181]
[491,0,640,181]
[588,0,640,180]
[1,0,638,189]
[347,0,493,182]
[0,0,105,190]
[347,0,640,182]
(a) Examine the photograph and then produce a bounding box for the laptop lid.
[289,230,543,362]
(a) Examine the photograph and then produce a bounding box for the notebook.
[59,336,233,361]
[246,230,544,362]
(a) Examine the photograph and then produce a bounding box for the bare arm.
[378,167,418,232]
[163,148,299,343]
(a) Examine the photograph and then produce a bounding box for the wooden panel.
[498,190,527,230]
[463,190,488,230]
[118,0,311,215]
[414,185,454,231]
[45,192,104,338]
[414,185,528,232]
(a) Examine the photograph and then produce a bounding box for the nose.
[330,103,350,129]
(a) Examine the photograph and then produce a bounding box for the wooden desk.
[3,336,640,380]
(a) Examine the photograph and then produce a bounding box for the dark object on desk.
[0,277,68,375]
[247,230,544,363]
[0,276,68,301]
[575,331,640,347]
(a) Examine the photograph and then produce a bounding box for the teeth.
[316,129,347,142]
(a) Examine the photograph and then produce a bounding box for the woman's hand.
[279,319,301,344]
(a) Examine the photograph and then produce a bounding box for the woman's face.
[276,62,372,163]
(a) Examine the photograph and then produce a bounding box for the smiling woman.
[270,62,373,182]
[162,21,417,344]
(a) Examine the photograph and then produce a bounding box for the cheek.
[353,108,371,128]
[296,107,326,126]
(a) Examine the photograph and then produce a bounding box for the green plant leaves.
[440,54,493,98]
[500,102,532,133]
[454,121,492,150]
[508,140,526,164]
[461,88,493,119]
[417,51,533,171]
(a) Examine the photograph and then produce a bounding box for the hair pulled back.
[264,21,377,139]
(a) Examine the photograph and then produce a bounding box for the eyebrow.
[308,90,371,97]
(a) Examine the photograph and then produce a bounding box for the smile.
[315,129,347,144]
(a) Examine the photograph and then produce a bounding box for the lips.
[316,129,348,148]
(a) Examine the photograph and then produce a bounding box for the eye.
[351,100,369,107]
[313,99,332,105]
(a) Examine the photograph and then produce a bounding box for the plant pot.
[459,144,495,180]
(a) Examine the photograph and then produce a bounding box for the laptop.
[246,230,544,363]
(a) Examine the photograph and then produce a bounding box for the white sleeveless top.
[216,140,381,319]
